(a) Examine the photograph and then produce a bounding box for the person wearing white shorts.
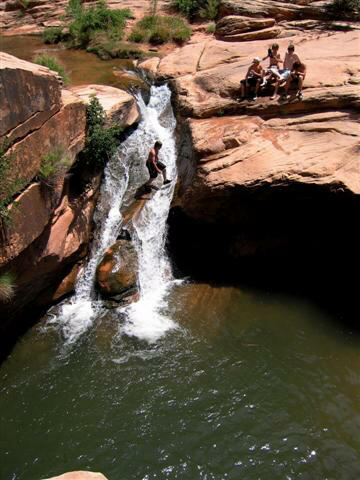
[271,45,300,99]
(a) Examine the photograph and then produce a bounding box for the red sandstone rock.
[70,84,139,128]
[96,239,139,299]
[0,183,52,265]
[6,89,86,190]
[44,472,108,480]
[176,110,360,222]
[161,31,360,118]
[216,16,277,39]
[0,52,61,144]
[217,25,282,42]
[218,0,331,21]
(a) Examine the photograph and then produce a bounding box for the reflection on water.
[0,35,143,89]
[1,283,360,480]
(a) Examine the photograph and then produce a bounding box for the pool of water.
[0,35,143,89]
[1,282,359,480]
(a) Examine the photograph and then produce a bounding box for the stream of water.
[1,82,360,480]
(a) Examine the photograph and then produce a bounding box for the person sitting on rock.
[261,43,283,87]
[283,61,306,99]
[271,44,301,100]
[240,57,263,101]
[145,140,171,191]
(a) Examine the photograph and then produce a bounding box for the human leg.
[270,80,280,100]
[157,161,171,185]
[296,76,304,97]
[240,80,246,98]
[254,79,261,97]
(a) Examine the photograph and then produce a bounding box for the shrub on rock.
[129,15,191,45]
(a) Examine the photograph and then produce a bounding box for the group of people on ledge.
[240,43,306,102]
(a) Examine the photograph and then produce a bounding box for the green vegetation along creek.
[1,283,359,480]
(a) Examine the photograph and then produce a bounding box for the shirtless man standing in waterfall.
[145,141,171,191]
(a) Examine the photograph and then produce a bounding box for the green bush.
[206,22,215,33]
[87,34,145,59]
[172,0,199,18]
[43,26,64,44]
[0,272,16,303]
[66,0,133,47]
[200,0,219,20]
[82,96,123,167]
[34,54,69,86]
[18,0,30,9]
[325,0,360,18]
[129,15,191,45]
[38,147,71,187]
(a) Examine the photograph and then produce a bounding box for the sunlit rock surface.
[44,472,108,480]
[70,84,140,128]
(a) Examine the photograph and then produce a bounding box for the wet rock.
[96,239,139,302]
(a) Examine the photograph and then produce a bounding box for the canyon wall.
[140,13,360,308]
[0,52,139,351]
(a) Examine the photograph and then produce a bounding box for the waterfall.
[120,85,179,343]
[46,85,178,345]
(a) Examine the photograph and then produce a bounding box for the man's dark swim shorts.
[147,160,166,178]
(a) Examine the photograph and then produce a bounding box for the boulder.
[217,25,282,42]
[218,0,331,21]
[215,15,276,39]
[96,238,139,301]
[70,84,139,128]
[44,472,108,480]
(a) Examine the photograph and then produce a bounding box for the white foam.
[48,84,178,345]
[120,85,179,343]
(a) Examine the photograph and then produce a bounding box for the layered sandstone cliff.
[0,52,139,351]
[140,20,360,307]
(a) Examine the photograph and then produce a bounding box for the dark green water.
[1,283,360,480]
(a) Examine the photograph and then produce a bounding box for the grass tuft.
[34,54,69,86]
[0,143,26,226]
[43,26,65,44]
[206,22,215,33]
[129,15,191,45]
[37,146,71,188]
[0,272,16,303]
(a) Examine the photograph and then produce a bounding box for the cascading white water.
[120,85,179,343]
[47,84,178,344]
